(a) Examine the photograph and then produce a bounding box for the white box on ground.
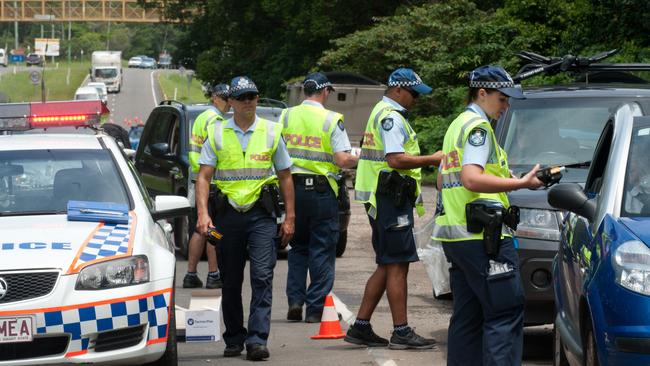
[186,309,220,342]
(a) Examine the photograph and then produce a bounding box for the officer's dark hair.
[384,86,398,95]
[467,87,499,104]
[304,87,325,98]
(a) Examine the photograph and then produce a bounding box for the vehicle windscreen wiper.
[0,210,67,217]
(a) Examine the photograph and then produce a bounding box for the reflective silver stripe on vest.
[415,193,423,205]
[189,144,202,153]
[373,107,393,129]
[266,121,276,148]
[455,116,484,148]
[323,111,337,132]
[282,108,293,128]
[441,171,463,189]
[214,168,272,181]
[431,223,474,240]
[204,114,220,133]
[287,148,333,163]
[359,148,386,162]
[213,119,224,151]
[366,204,377,219]
[355,190,372,201]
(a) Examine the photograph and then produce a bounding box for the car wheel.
[145,288,177,366]
[553,318,569,366]
[335,230,347,258]
[174,216,189,259]
[584,321,599,366]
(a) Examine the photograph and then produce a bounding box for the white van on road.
[0,48,8,67]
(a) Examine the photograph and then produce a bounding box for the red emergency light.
[0,100,110,130]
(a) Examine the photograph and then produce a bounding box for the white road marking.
[150,70,158,106]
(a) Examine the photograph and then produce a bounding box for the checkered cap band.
[231,78,258,93]
[387,80,422,88]
[304,80,332,90]
[469,80,515,89]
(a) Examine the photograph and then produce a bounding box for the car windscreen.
[0,149,129,216]
[75,93,98,100]
[502,98,625,169]
[622,125,650,217]
[95,68,117,78]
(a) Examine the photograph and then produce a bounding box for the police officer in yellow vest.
[196,76,295,361]
[281,72,359,323]
[345,68,442,349]
[432,65,544,366]
[183,83,230,290]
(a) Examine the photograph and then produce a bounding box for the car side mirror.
[150,142,172,159]
[548,183,596,221]
[151,195,190,221]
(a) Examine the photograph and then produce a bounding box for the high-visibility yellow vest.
[354,100,424,218]
[432,110,511,242]
[189,108,222,174]
[207,118,282,209]
[280,103,342,195]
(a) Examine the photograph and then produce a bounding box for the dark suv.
[494,58,650,325]
[135,100,351,258]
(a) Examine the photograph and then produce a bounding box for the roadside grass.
[0,61,91,102]
[156,70,206,103]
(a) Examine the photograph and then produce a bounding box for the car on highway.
[86,82,108,104]
[158,53,172,69]
[25,53,42,67]
[549,104,650,365]
[74,86,100,101]
[0,100,188,365]
[140,57,157,70]
[128,56,143,68]
[134,100,352,258]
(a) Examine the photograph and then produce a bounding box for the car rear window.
[0,149,129,216]
[502,98,627,167]
[622,125,650,217]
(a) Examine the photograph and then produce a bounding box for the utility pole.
[13,1,18,50]
[67,21,71,63]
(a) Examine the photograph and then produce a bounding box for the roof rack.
[513,49,650,83]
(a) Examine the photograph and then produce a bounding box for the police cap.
[387,68,432,95]
[211,83,230,99]
[468,65,524,99]
[229,76,259,98]
[303,72,335,93]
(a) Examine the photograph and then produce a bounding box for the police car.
[0,100,188,365]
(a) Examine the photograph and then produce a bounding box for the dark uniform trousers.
[213,204,277,347]
[286,182,339,318]
[442,238,524,366]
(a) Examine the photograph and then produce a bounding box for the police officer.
[183,83,230,289]
[196,76,295,361]
[432,65,544,366]
[345,68,441,349]
[281,72,359,323]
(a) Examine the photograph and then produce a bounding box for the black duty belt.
[292,174,330,193]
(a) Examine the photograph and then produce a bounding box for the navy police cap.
[229,76,259,98]
[211,83,230,98]
[468,65,524,99]
[387,68,432,95]
[303,72,335,92]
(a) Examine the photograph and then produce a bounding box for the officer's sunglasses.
[234,93,258,101]
[403,87,419,99]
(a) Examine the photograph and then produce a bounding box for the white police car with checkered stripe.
[0,100,188,365]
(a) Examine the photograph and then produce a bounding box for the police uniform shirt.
[290,100,352,175]
[380,96,411,155]
[462,103,492,168]
[199,116,293,171]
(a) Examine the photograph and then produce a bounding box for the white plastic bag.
[415,217,451,298]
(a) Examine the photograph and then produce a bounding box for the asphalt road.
[101,67,164,128]
[174,186,554,366]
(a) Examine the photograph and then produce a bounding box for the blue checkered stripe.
[34,291,170,356]
[77,219,133,264]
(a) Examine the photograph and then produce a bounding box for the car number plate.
[0,316,34,343]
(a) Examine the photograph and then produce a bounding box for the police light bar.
[0,100,110,131]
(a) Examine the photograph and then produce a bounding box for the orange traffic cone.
[311,293,345,340]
